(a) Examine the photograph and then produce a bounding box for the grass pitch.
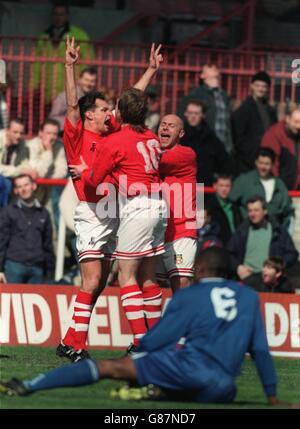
[0,346,299,409]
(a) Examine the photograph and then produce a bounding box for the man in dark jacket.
[181,100,232,186]
[206,174,241,245]
[0,174,54,284]
[232,71,277,174]
[178,65,233,154]
[226,196,298,281]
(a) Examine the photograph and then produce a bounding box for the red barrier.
[1,284,299,357]
[36,178,300,198]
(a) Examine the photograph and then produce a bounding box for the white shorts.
[74,201,119,263]
[156,237,197,279]
[115,194,167,259]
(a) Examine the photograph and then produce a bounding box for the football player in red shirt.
[157,114,198,293]
[58,37,163,361]
[72,88,167,352]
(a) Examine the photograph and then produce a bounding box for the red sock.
[143,283,162,329]
[120,284,147,347]
[73,291,94,351]
[62,316,76,347]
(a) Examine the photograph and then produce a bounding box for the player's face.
[79,73,97,94]
[251,81,269,99]
[214,178,232,199]
[286,110,300,137]
[158,115,183,149]
[262,264,280,285]
[184,104,204,127]
[39,124,59,146]
[6,122,24,146]
[247,201,267,225]
[255,156,273,178]
[14,177,36,201]
[91,99,112,134]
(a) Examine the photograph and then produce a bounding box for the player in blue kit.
[0,248,284,405]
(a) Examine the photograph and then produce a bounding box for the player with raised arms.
[71,87,167,353]
[57,36,163,362]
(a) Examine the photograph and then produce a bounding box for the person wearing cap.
[232,71,277,174]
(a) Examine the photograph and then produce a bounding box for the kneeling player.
[156,115,198,293]
[0,248,286,407]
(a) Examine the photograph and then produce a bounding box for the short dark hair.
[251,71,271,86]
[213,172,233,183]
[8,118,25,128]
[264,256,285,274]
[39,118,60,131]
[79,67,97,78]
[256,147,276,163]
[195,247,231,278]
[52,3,69,14]
[185,99,207,113]
[13,174,34,187]
[246,195,267,210]
[118,88,148,132]
[78,91,106,122]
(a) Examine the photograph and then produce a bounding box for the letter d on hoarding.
[23,294,52,344]
[265,303,288,347]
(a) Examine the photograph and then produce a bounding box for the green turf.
[0,346,299,409]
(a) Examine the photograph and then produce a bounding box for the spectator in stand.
[178,64,233,154]
[145,85,160,133]
[26,119,68,226]
[33,4,94,107]
[261,106,300,190]
[245,257,295,294]
[206,174,241,245]
[49,67,97,132]
[197,208,222,251]
[26,119,67,179]
[232,71,277,174]
[230,148,294,228]
[227,196,298,281]
[0,118,33,177]
[180,100,232,186]
[0,81,9,131]
[0,174,54,284]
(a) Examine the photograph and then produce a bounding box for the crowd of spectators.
[0,7,299,291]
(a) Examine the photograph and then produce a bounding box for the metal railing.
[1,37,299,136]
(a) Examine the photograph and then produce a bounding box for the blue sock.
[23,359,100,392]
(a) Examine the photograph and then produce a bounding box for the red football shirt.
[159,144,197,242]
[63,117,120,202]
[82,125,161,196]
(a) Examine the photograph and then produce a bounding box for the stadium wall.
[0,285,300,358]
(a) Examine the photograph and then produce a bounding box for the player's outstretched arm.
[133,43,163,92]
[65,35,81,126]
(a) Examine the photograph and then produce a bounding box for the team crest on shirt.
[90,142,97,152]
[175,254,183,265]
[88,237,96,246]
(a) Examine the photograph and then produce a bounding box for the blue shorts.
[132,349,236,403]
